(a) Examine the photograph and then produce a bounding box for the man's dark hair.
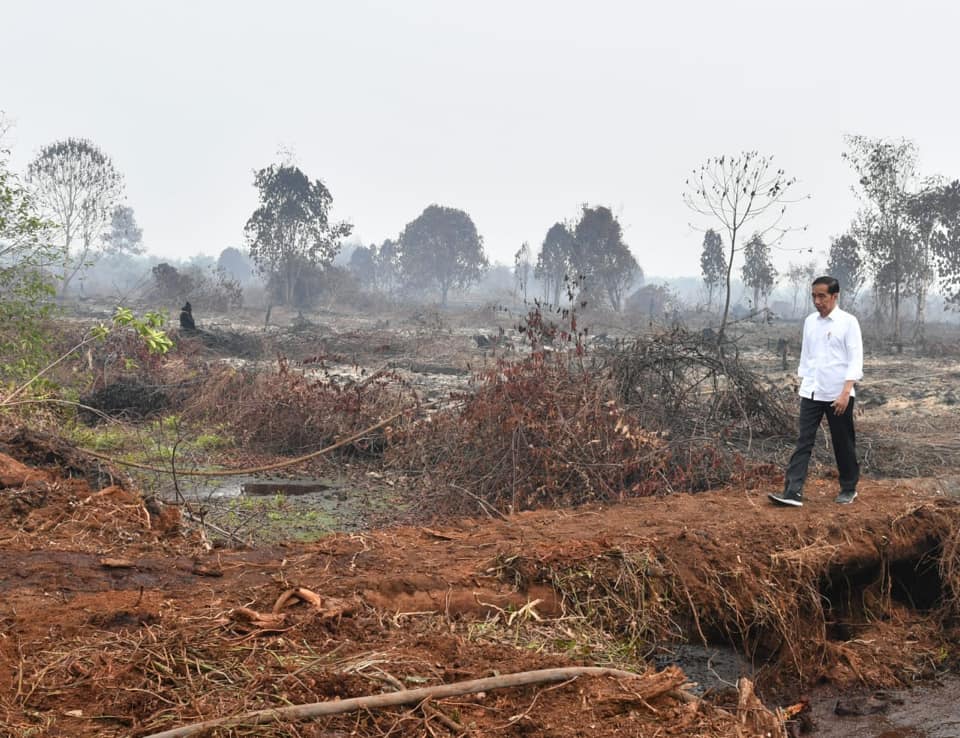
[812,275,840,294]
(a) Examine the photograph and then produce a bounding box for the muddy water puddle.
[240,477,345,497]
[805,677,960,738]
[163,475,404,543]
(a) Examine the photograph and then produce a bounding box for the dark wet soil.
[806,676,960,737]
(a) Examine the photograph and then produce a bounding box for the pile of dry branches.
[2,600,783,738]
[600,329,791,489]
[604,328,792,441]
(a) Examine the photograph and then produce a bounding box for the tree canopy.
[348,244,377,289]
[699,229,725,310]
[570,205,640,312]
[101,204,144,256]
[244,164,351,306]
[826,233,864,306]
[398,205,487,306]
[535,222,574,306]
[217,246,255,283]
[1,145,58,379]
[513,242,533,302]
[784,259,819,317]
[842,136,918,342]
[741,233,777,310]
[927,180,960,306]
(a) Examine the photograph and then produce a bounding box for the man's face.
[812,284,839,317]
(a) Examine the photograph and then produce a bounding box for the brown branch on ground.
[141,666,687,738]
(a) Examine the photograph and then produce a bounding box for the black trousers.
[783,396,858,496]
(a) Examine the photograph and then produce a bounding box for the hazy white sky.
[3,0,960,277]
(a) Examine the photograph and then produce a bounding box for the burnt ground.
[4,305,960,737]
[1,434,959,737]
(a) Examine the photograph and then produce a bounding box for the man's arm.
[832,317,863,415]
[832,379,856,414]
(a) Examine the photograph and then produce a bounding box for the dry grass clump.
[389,353,666,515]
[185,359,415,455]
[4,619,371,737]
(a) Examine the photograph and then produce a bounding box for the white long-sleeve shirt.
[797,306,863,401]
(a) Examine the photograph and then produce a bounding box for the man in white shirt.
[769,276,863,507]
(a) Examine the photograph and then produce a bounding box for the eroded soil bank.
[2,430,959,737]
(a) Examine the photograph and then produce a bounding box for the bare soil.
[2,427,959,736]
[4,306,960,737]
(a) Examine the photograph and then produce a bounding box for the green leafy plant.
[0,148,59,384]
[1,307,173,410]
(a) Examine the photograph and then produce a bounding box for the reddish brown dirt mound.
[0,426,128,490]
[1,432,958,736]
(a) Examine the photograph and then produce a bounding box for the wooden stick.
[142,666,650,738]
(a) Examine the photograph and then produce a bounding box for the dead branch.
[141,666,666,738]
[181,508,252,547]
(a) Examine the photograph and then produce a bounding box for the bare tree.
[27,138,124,296]
[683,152,803,344]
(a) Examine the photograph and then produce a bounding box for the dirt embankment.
[1,428,959,737]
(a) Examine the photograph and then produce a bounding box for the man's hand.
[832,391,851,415]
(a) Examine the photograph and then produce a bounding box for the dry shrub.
[172,326,266,359]
[389,354,666,515]
[185,359,414,455]
[666,441,781,493]
[389,324,787,517]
